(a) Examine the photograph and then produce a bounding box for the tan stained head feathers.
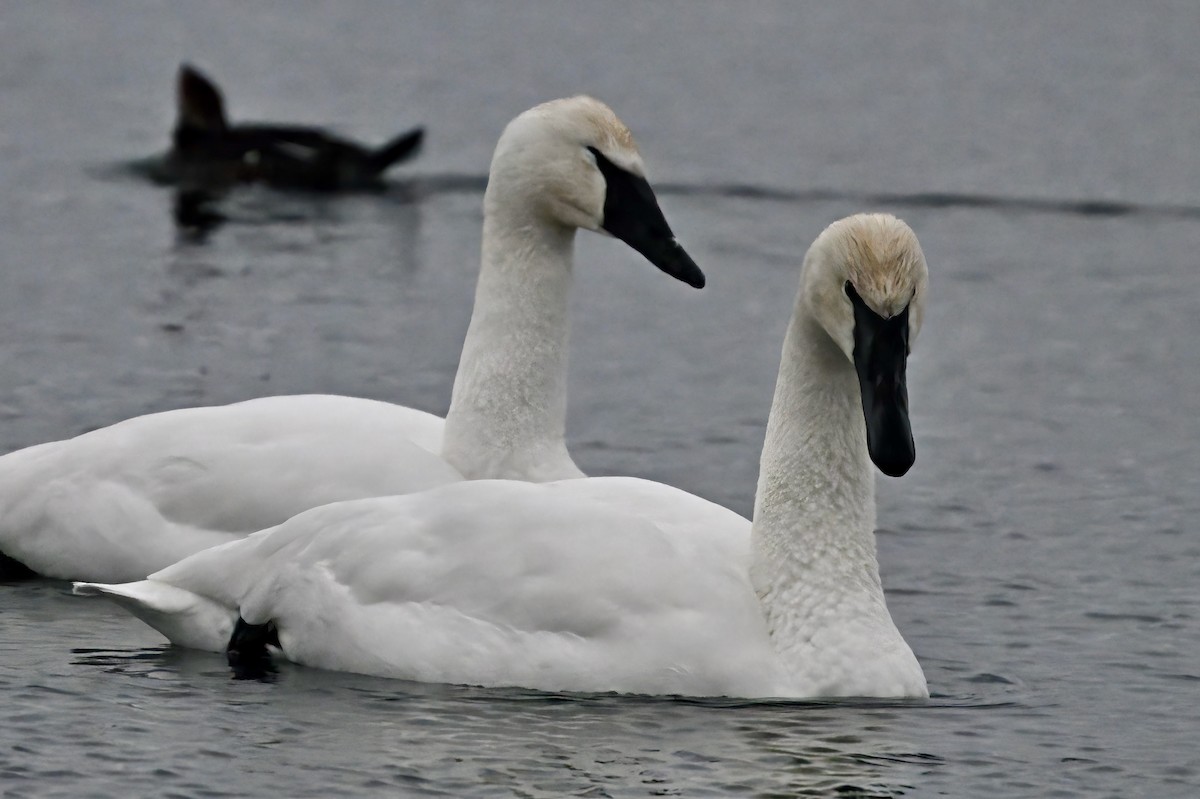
[822,214,926,319]
[803,213,928,359]
[525,96,639,156]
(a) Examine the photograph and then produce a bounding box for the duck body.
[80,214,930,699]
[162,64,424,192]
[6,97,702,582]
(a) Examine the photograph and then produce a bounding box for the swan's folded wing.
[0,395,457,582]
[81,478,779,695]
[176,479,775,694]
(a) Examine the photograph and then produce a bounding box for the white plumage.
[79,214,931,699]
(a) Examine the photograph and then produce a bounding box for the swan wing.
[0,395,459,581]
[100,478,784,697]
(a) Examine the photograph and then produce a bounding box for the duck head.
[486,96,704,289]
[176,63,229,134]
[803,214,928,477]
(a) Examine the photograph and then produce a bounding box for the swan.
[0,96,704,583]
[77,213,929,699]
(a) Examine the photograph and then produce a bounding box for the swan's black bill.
[588,147,705,289]
[847,282,915,477]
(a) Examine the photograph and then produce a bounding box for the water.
[1,2,1198,796]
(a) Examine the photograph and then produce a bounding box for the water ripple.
[106,160,1200,222]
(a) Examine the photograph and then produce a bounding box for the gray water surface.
[2,3,1198,797]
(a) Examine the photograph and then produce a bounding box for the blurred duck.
[165,63,424,191]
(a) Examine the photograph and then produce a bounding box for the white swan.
[77,214,929,699]
[0,97,703,583]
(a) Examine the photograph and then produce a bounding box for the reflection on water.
[137,162,1200,244]
[64,637,955,798]
[172,188,227,239]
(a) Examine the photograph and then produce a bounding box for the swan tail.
[366,127,424,173]
[73,580,236,653]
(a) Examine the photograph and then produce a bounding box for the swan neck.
[442,201,583,481]
[749,291,923,694]
[752,307,877,552]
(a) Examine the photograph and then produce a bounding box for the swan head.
[803,213,928,477]
[487,96,704,288]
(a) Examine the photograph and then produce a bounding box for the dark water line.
[107,161,1200,220]
[662,183,1200,219]
[408,173,1200,220]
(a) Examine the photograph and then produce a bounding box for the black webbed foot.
[0,552,38,582]
[226,617,280,681]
